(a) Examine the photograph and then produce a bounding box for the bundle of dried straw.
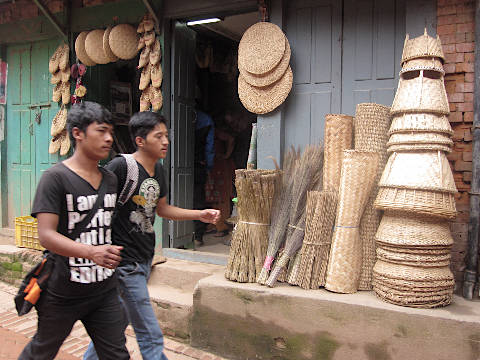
[225,169,279,282]
[265,145,324,287]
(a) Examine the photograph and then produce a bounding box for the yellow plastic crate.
[15,216,44,251]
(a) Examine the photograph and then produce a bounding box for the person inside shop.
[193,104,215,246]
[19,101,130,360]
[83,111,220,360]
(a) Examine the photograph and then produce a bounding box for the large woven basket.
[387,132,453,147]
[354,103,392,290]
[322,114,353,192]
[387,143,452,153]
[391,70,449,115]
[374,281,453,296]
[373,260,454,282]
[375,187,456,219]
[85,29,110,65]
[389,113,452,135]
[401,30,445,64]
[109,24,139,60]
[379,151,456,193]
[75,31,96,66]
[376,247,451,267]
[373,273,455,290]
[374,286,452,308]
[401,57,444,74]
[325,150,380,293]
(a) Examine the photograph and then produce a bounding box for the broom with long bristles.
[256,149,299,284]
[266,145,324,287]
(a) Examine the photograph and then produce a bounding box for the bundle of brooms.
[257,149,299,284]
[225,169,279,283]
[265,145,324,287]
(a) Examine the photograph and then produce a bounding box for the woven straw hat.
[401,29,445,64]
[401,57,444,74]
[75,31,96,66]
[389,113,452,135]
[238,22,286,75]
[375,211,453,247]
[238,66,293,114]
[239,35,291,87]
[391,70,449,115]
[379,151,457,193]
[103,26,119,62]
[109,24,139,60]
[85,29,110,65]
[151,64,163,88]
[374,187,456,219]
[387,143,452,153]
[387,132,453,147]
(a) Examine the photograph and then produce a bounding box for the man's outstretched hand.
[199,209,221,224]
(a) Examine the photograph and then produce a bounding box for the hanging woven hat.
[401,29,445,64]
[238,66,293,114]
[238,22,286,75]
[75,31,96,66]
[139,63,151,90]
[150,39,161,65]
[85,29,110,65]
[109,24,139,60]
[140,88,151,112]
[391,70,449,115]
[59,44,69,71]
[103,26,119,63]
[60,130,71,156]
[389,113,452,135]
[50,70,61,85]
[151,64,162,88]
[151,87,163,111]
[49,45,62,74]
[401,57,444,74]
[239,35,291,87]
[387,132,453,147]
[379,151,457,193]
[375,211,453,247]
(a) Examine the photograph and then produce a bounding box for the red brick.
[465,73,474,82]
[438,5,457,16]
[456,82,474,92]
[463,152,473,161]
[449,102,457,112]
[457,102,474,112]
[438,0,457,6]
[448,92,464,102]
[455,160,473,172]
[456,2,475,14]
[447,151,461,161]
[444,63,456,74]
[442,44,456,54]
[455,12,475,23]
[445,52,464,63]
[457,22,475,33]
[47,0,63,13]
[465,32,475,42]
[464,112,474,122]
[465,93,474,102]
[439,34,456,45]
[464,128,473,141]
[456,62,475,73]
[448,112,463,123]
[453,126,465,140]
[455,32,467,43]
[438,24,456,35]
[445,80,456,93]
[464,52,475,63]
[438,14,457,25]
[456,42,475,53]
[463,171,472,182]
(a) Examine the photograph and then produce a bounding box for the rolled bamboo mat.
[354,103,392,290]
[323,114,353,192]
[325,150,380,293]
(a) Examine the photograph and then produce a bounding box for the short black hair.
[129,112,167,146]
[67,101,113,146]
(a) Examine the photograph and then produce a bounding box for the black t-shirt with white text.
[31,163,118,298]
[106,157,167,265]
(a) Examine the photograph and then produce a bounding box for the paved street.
[0,282,225,360]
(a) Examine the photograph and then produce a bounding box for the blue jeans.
[83,260,168,360]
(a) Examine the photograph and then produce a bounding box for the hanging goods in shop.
[103,26,119,63]
[388,113,452,135]
[291,190,337,289]
[50,70,61,85]
[150,39,162,66]
[59,130,70,156]
[75,31,96,66]
[49,133,62,154]
[354,103,392,291]
[151,64,163,88]
[85,29,111,65]
[138,46,150,68]
[49,44,63,74]
[225,170,279,283]
[325,150,380,294]
[140,87,151,112]
[51,105,67,137]
[139,63,151,90]
[108,24,139,60]
[257,149,298,285]
[150,86,163,111]
[265,145,324,287]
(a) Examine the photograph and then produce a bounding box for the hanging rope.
[258,0,269,22]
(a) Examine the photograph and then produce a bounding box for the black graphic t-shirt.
[31,162,118,298]
[106,156,167,265]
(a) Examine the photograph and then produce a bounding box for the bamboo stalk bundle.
[225,170,279,282]
[292,190,338,289]
[265,145,324,287]
[257,149,299,284]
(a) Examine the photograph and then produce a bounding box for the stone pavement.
[0,282,226,360]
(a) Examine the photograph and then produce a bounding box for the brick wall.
[437,0,475,287]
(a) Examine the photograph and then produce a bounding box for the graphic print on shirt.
[130,178,161,234]
[66,192,117,284]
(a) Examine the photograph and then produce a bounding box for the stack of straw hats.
[75,24,139,67]
[373,30,456,308]
[137,14,163,112]
[237,22,293,114]
[49,44,71,156]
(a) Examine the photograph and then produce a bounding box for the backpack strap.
[117,154,139,207]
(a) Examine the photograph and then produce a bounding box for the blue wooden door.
[6,40,62,227]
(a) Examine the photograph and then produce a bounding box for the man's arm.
[156,196,220,224]
[37,212,123,269]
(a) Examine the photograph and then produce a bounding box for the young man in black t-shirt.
[83,112,220,360]
[19,102,129,360]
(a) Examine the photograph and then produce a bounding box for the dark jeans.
[18,288,129,360]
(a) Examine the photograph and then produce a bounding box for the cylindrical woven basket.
[401,30,445,64]
[373,286,452,308]
[325,150,380,293]
[387,143,452,153]
[322,114,353,192]
[378,243,451,253]
[379,151,457,193]
[353,103,392,290]
[373,260,454,282]
[391,70,449,115]
[387,132,453,147]
[401,57,444,74]
[373,273,455,290]
[376,247,451,267]
[389,113,452,135]
[374,187,456,219]
[373,281,453,296]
